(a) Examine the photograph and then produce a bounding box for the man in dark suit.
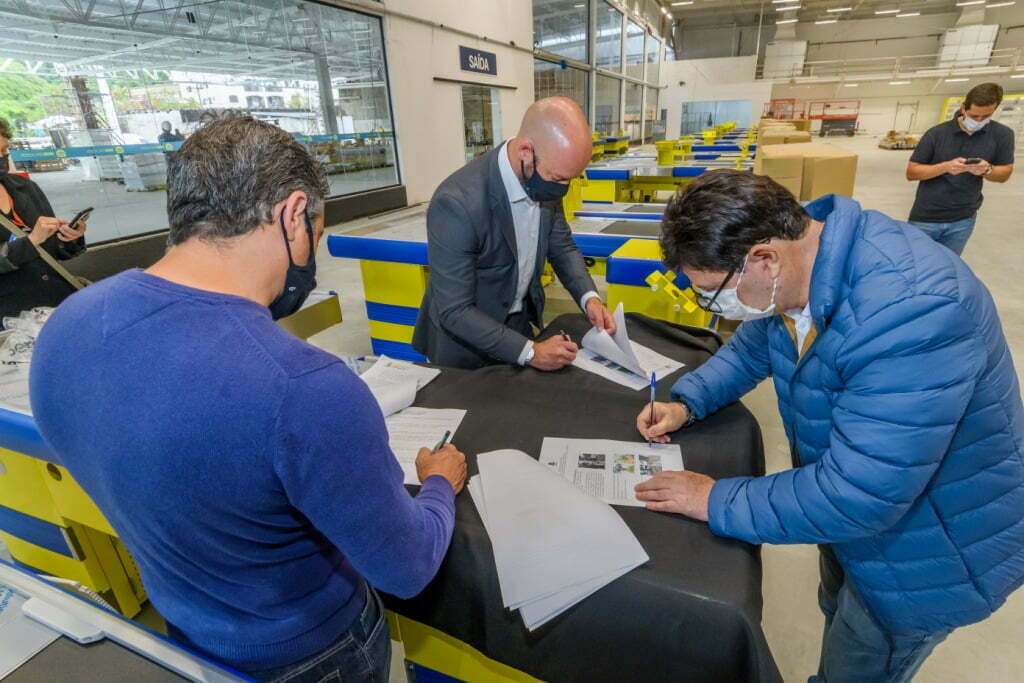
[413,97,614,370]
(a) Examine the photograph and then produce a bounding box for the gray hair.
[166,116,329,246]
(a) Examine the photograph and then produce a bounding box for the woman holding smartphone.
[1,117,89,320]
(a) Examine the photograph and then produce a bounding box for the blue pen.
[647,372,656,444]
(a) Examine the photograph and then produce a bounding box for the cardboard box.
[759,117,811,132]
[754,142,858,201]
[758,128,811,146]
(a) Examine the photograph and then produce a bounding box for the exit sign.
[459,46,497,76]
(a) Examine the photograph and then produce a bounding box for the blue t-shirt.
[29,270,456,671]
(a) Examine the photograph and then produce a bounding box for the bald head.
[509,97,592,184]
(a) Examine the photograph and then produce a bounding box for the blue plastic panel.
[0,407,55,463]
[366,301,420,326]
[0,505,74,558]
[584,168,630,180]
[371,339,427,362]
[607,256,692,289]
[327,235,429,265]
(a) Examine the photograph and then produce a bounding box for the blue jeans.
[809,547,951,683]
[908,215,977,255]
[250,584,391,683]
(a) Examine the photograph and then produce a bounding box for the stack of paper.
[360,355,441,417]
[572,303,684,390]
[469,450,649,630]
[540,438,684,506]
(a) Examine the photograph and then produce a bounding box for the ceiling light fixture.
[875,9,900,13]
[955,1,985,5]
[827,6,852,11]
[776,17,799,23]
[1011,74,1024,78]
[896,11,920,16]
[945,77,969,82]
[985,1,1016,6]
[777,5,802,10]
[889,80,911,85]
[816,18,839,23]
[843,83,859,87]
[772,0,796,3]
[671,1,693,5]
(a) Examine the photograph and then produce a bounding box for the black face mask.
[268,210,317,320]
[521,152,569,202]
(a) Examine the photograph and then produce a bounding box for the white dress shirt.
[784,303,813,355]
[496,140,598,365]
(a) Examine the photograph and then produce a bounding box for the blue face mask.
[520,152,569,202]
[268,210,317,320]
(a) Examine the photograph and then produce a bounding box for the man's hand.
[944,157,969,176]
[634,471,715,521]
[964,160,991,176]
[585,297,617,334]
[529,336,578,371]
[416,443,467,494]
[636,400,688,443]
[27,216,67,246]
[58,215,87,242]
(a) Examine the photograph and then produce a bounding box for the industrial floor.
[308,135,1023,682]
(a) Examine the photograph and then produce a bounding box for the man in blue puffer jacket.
[633,169,1024,682]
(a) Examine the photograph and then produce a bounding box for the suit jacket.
[412,147,595,369]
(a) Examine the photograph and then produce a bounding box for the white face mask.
[961,114,990,133]
[696,255,779,321]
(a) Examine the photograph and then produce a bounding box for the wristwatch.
[679,398,697,428]
[984,165,993,176]
[524,345,536,366]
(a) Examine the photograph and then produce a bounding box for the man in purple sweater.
[30,116,466,682]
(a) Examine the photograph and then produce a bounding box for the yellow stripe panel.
[368,321,415,344]
[360,261,429,309]
[389,612,542,683]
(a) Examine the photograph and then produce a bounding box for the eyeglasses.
[694,267,737,314]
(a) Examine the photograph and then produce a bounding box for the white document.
[470,450,649,630]
[0,364,31,415]
[0,586,60,678]
[360,355,441,417]
[385,407,466,485]
[572,303,684,390]
[540,438,684,507]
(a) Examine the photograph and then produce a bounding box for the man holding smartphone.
[905,82,1014,255]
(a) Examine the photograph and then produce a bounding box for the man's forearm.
[906,162,948,181]
[985,165,1013,183]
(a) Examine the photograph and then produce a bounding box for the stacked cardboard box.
[754,142,858,201]
[759,117,811,132]
[759,127,813,145]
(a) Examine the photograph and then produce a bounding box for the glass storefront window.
[645,87,663,142]
[595,74,621,136]
[646,36,661,84]
[626,21,645,81]
[596,3,623,73]
[534,61,589,119]
[462,85,502,163]
[625,82,642,142]
[1,0,399,243]
[533,0,589,62]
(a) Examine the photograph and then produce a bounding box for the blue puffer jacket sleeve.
[670,317,773,419]
[709,292,981,545]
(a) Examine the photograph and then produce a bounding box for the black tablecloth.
[386,314,781,683]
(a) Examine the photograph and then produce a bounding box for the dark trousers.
[249,584,390,683]
[810,546,951,683]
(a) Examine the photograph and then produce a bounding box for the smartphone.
[68,207,93,229]
[964,158,983,165]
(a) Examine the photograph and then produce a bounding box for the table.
[387,313,781,682]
